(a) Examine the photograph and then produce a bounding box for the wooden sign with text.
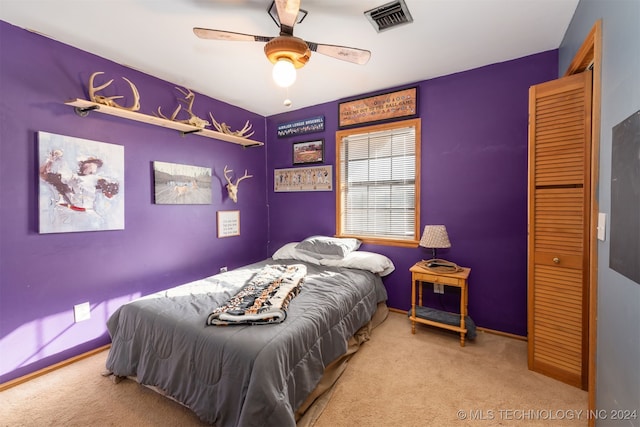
[339,87,418,128]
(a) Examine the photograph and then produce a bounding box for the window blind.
[339,125,416,239]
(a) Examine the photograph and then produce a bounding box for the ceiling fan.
[193,0,371,88]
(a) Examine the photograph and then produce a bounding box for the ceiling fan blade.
[307,42,371,65]
[193,27,272,43]
[275,0,300,35]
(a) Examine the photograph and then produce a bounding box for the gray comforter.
[105,258,387,426]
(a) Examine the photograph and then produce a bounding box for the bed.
[104,237,394,426]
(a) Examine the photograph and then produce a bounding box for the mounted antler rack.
[64,99,263,147]
[155,87,210,130]
[65,72,262,146]
[224,165,253,203]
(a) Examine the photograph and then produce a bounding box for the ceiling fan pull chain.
[284,87,292,108]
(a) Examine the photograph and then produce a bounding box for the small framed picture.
[217,210,240,238]
[293,139,324,165]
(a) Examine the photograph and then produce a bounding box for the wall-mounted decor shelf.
[64,99,264,147]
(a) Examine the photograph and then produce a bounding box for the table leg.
[411,277,416,334]
[460,282,467,347]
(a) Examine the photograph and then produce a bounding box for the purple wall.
[266,50,558,337]
[0,22,268,383]
[1,19,559,385]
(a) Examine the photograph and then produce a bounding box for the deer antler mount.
[223,165,253,203]
[88,72,140,111]
[209,113,255,139]
[156,87,210,129]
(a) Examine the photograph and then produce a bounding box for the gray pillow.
[295,235,361,259]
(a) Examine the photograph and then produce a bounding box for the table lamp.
[419,225,458,271]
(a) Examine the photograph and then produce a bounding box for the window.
[335,118,421,247]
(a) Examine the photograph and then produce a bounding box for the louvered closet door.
[528,70,592,390]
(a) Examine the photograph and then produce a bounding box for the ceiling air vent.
[364,0,413,33]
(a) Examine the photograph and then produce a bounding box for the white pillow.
[295,235,361,259]
[319,251,395,276]
[272,242,322,265]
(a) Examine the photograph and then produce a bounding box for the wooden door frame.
[563,19,602,425]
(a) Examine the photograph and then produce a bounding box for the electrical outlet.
[220,266,228,273]
[74,302,91,322]
[434,284,444,294]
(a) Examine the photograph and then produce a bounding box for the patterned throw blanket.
[207,264,306,326]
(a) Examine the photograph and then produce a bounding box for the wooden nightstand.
[409,262,471,346]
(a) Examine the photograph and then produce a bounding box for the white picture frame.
[217,210,240,238]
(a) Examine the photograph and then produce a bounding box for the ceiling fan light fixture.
[264,36,311,69]
[265,36,310,88]
[194,1,371,93]
[272,58,297,88]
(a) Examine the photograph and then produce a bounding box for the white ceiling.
[0,0,578,117]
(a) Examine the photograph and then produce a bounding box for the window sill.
[335,234,419,248]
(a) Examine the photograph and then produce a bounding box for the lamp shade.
[419,225,451,249]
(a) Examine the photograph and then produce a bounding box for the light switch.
[597,212,606,241]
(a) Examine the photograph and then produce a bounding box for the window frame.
[335,118,421,247]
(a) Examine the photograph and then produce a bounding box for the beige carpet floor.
[1,311,587,426]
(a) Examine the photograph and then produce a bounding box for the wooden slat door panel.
[528,70,591,390]
[533,263,584,380]
[534,188,585,257]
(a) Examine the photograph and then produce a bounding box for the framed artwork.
[293,139,324,164]
[38,131,124,234]
[274,165,333,192]
[338,86,418,128]
[217,210,240,238]
[153,161,212,205]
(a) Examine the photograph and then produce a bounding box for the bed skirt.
[296,301,389,426]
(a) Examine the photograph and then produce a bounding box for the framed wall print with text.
[338,86,418,128]
[217,210,240,238]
